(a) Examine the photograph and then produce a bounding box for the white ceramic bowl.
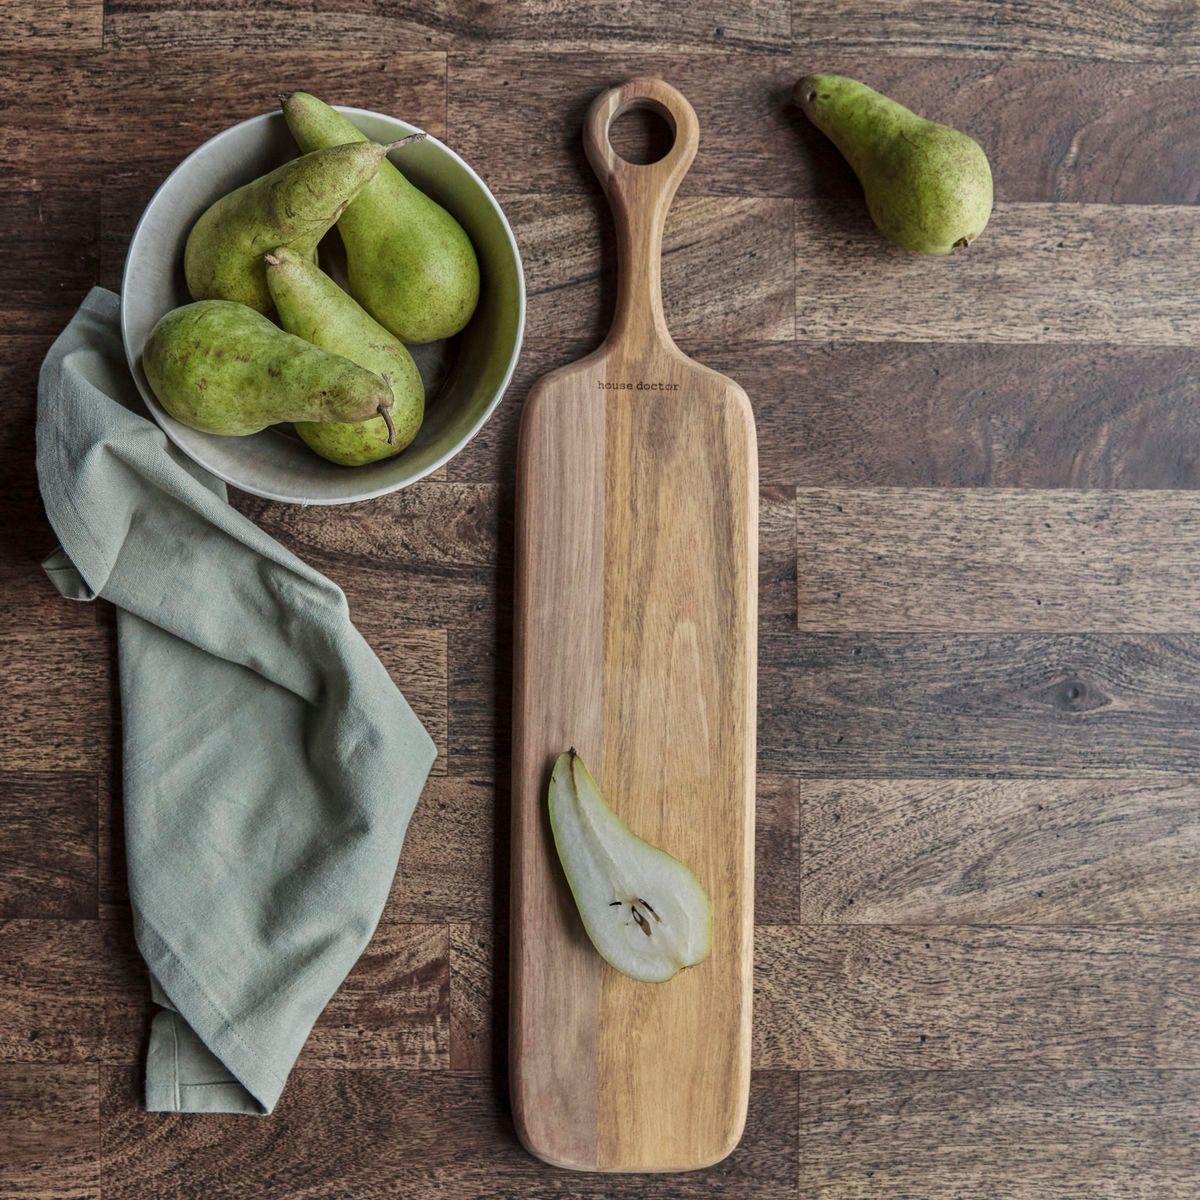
[121,107,525,504]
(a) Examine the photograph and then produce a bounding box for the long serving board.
[509,78,758,1172]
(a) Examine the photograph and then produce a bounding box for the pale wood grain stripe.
[792,0,1200,62]
[796,200,1200,345]
[99,1067,799,1198]
[0,1064,99,1200]
[510,193,795,342]
[799,778,1200,924]
[755,924,1200,1070]
[797,489,1200,633]
[797,1070,1200,1200]
[759,631,1200,779]
[103,1,791,53]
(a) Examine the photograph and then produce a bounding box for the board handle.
[584,78,699,349]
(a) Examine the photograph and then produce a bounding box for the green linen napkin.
[36,288,437,1114]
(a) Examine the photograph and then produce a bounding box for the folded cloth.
[36,288,437,1113]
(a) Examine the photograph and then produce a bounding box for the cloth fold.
[36,288,437,1113]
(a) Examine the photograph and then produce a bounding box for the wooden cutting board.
[510,78,758,1173]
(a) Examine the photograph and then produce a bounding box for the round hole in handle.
[607,99,677,166]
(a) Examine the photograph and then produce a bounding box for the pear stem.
[377,402,397,445]
[385,133,426,152]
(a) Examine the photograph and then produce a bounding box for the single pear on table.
[184,139,407,313]
[142,299,394,436]
[281,92,480,343]
[794,73,993,255]
[265,246,425,466]
[547,749,712,984]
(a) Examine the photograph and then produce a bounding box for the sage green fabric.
[36,288,437,1114]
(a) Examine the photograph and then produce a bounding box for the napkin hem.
[134,906,287,1114]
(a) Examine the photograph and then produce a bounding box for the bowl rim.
[120,105,526,505]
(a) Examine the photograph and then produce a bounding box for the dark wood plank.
[103,1,790,53]
[303,924,449,1069]
[797,488,1200,633]
[0,920,146,1064]
[0,1,102,52]
[759,485,797,624]
[1,52,446,193]
[454,54,1200,204]
[0,193,100,334]
[0,615,114,774]
[100,1066,799,1197]
[0,1064,98,1200]
[359,627,447,775]
[797,1070,1200,1200]
[760,632,1200,778]
[511,193,795,343]
[791,1,1200,62]
[386,778,494,924]
[447,339,1200,492]
[448,922,495,1072]
[796,200,1200,345]
[756,776,802,924]
[720,341,1200,489]
[755,924,1200,1070]
[800,777,1200,924]
[0,772,97,919]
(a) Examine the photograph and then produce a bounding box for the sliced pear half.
[547,749,713,983]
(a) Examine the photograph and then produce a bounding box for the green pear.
[265,246,425,465]
[794,74,993,255]
[184,140,402,313]
[142,299,393,436]
[547,749,712,984]
[281,92,480,343]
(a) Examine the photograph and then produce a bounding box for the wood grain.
[799,778,1200,924]
[0,192,100,334]
[0,921,146,1064]
[103,1,791,53]
[797,488,1200,633]
[303,924,449,1069]
[759,486,798,624]
[715,341,1200,489]
[795,200,1200,344]
[99,1067,799,1199]
[0,620,114,773]
[0,772,97,919]
[0,1064,98,1200]
[511,79,757,1171]
[449,922,495,1071]
[386,778,495,924]
[755,777,802,924]
[511,192,795,342]
[791,1,1200,62]
[0,1,101,52]
[796,1070,1200,1200]
[760,631,1200,778]
[0,52,446,192]
[755,924,1200,1069]
[454,54,1200,204]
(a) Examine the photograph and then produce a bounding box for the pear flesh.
[795,73,993,255]
[547,750,712,984]
[184,140,397,313]
[281,92,481,344]
[142,299,393,436]
[265,246,426,465]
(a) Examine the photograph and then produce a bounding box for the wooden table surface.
[3,3,1200,1197]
